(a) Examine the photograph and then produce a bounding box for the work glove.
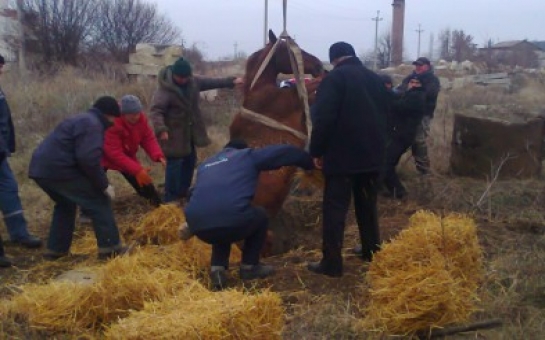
[135,168,153,187]
[104,185,115,200]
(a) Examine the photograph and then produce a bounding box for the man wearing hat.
[398,56,441,175]
[150,57,244,203]
[101,94,165,206]
[29,96,127,260]
[0,54,42,254]
[307,42,389,277]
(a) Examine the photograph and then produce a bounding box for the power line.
[372,10,383,70]
[416,23,424,57]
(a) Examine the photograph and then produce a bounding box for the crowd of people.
[0,46,440,291]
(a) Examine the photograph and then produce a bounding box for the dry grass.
[2,68,545,339]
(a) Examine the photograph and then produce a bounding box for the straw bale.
[132,204,186,245]
[4,281,94,332]
[105,290,284,340]
[5,253,207,332]
[360,210,484,336]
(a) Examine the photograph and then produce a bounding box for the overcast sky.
[153,0,545,62]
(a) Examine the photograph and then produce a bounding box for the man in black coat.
[398,57,441,174]
[383,74,427,198]
[184,139,314,290]
[0,55,42,255]
[307,42,389,277]
[29,96,127,260]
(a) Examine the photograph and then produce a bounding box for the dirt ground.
[1,173,545,339]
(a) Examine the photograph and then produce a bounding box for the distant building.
[479,40,544,68]
[125,43,183,81]
[0,0,19,62]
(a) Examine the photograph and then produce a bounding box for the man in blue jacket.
[307,42,389,277]
[29,96,127,260]
[0,55,42,253]
[184,139,314,290]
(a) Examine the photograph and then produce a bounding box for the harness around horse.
[240,1,312,143]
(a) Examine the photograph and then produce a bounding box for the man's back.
[185,144,313,232]
[310,57,388,175]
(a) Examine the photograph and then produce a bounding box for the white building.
[0,0,20,62]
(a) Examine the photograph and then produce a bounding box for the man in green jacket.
[150,57,243,203]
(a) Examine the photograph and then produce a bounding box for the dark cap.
[412,57,431,66]
[172,57,192,77]
[93,96,121,117]
[329,42,356,63]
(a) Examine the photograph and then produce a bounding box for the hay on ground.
[105,290,284,340]
[4,252,207,332]
[360,210,484,336]
[3,240,245,333]
[132,204,186,245]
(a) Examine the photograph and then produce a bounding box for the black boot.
[239,263,275,281]
[210,268,228,291]
[307,260,343,277]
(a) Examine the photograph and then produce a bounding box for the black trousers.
[383,138,412,197]
[195,206,268,268]
[321,172,380,272]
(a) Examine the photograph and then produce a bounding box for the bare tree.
[451,30,476,62]
[438,28,452,61]
[94,0,180,63]
[21,0,98,65]
[183,43,206,74]
[376,31,392,69]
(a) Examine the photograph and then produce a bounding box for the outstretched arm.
[251,145,314,171]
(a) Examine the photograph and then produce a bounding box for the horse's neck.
[245,85,300,110]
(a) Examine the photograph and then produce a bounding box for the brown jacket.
[150,66,235,158]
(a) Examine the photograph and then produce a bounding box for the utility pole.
[415,23,424,57]
[372,10,383,70]
[16,0,26,73]
[263,0,269,46]
[234,42,238,59]
[428,32,434,61]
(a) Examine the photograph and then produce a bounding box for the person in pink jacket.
[101,95,165,206]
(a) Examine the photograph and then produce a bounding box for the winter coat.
[102,114,164,176]
[29,108,111,191]
[309,57,389,175]
[150,66,236,158]
[184,145,313,233]
[399,69,440,118]
[390,87,426,145]
[0,85,16,155]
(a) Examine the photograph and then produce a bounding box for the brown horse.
[229,30,323,253]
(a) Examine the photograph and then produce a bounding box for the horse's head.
[269,30,323,78]
[245,30,323,92]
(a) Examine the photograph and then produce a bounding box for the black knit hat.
[93,96,121,117]
[172,57,192,77]
[224,139,248,150]
[378,73,393,85]
[329,42,356,63]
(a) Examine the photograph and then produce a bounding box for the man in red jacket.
[101,95,165,206]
